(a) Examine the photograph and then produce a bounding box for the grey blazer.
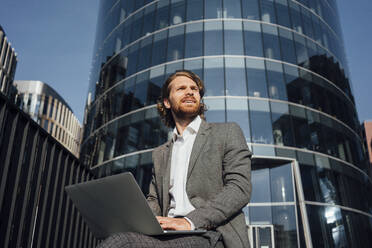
[147,121,252,248]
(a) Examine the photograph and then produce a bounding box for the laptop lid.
[65,172,164,239]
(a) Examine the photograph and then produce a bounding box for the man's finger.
[160,222,176,230]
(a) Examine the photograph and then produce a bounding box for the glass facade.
[82,0,372,246]
[14,80,83,158]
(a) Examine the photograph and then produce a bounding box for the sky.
[0,0,99,123]
[0,0,371,124]
[338,0,372,123]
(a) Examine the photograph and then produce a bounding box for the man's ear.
[164,98,171,109]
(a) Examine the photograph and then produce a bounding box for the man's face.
[164,75,201,119]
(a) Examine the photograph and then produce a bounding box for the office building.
[0,25,17,99]
[14,80,82,157]
[0,92,97,248]
[82,0,372,246]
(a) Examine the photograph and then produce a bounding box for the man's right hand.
[156,216,192,230]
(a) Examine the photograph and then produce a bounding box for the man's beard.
[172,98,201,120]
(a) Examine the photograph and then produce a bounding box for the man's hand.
[156,216,191,230]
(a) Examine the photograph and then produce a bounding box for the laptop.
[65,172,206,239]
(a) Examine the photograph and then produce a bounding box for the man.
[99,70,251,248]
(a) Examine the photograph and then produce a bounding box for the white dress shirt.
[167,116,202,228]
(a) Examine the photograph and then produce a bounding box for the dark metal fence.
[0,92,98,247]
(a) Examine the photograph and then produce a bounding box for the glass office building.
[82,0,372,246]
[14,80,83,157]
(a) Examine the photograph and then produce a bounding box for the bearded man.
[98,70,252,248]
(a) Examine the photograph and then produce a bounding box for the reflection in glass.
[226,98,250,142]
[275,0,291,28]
[283,63,301,104]
[250,99,274,144]
[279,28,297,65]
[302,7,314,39]
[152,30,168,66]
[312,14,322,44]
[294,34,309,67]
[204,57,224,96]
[251,168,271,202]
[223,0,242,18]
[106,83,123,120]
[130,10,144,43]
[147,73,162,105]
[261,0,277,24]
[133,72,149,108]
[271,102,294,146]
[289,1,303,34]
[134,0,145,10]
[184,59,203,80]
[204,98,225,123]
[204,0,222,19]
[167,26,185,61]
[307,40,318,62]
[250,206,272,224]
[165,61,183,78]
[100,51,127,89]
[127,43,139,76]
[224,21,244,55]
[242,0,260,20]
[185,22,203,58]
[170,0,185,25]
[149,65,165,88]
[186,0,203,21]
[156,0,170,29]
[137,36,153,71]
[204,21,223,55]
[120,17,132,49]
[225,57,246,96]
[307,205,349,248]
[124,77,136,113]
[262,24,281,60]
[252,145,276,157]
[272,205,298,247]
[143,4,156,35]
[119,0,134,22]
[300,164,318,202]
[243,21,264,57]
[290,105,310,149]
[266,61,287,100]
[270,163,294,202]
[246,58,268,98]
[114,116,131,157]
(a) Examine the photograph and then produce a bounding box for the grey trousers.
[97,231,224,248]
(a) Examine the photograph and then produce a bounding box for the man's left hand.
[156,216,191,230]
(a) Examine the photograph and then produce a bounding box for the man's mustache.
[181,97,197,103]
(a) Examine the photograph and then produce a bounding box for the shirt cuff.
[183,217,195,230]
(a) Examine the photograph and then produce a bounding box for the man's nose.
[185,87,194,95]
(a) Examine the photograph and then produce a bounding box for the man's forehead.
[169,75,198,87]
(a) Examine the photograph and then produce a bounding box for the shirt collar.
[172,115,202,141]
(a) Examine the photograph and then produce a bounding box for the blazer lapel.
[187,120,211,180]
[161,140,173,216]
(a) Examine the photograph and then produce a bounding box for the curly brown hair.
[157,70,207,128]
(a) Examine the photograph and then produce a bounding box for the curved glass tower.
[82,0,372,246]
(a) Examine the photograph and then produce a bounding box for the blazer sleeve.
[146,152,162,216]
[186,123,252,230]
